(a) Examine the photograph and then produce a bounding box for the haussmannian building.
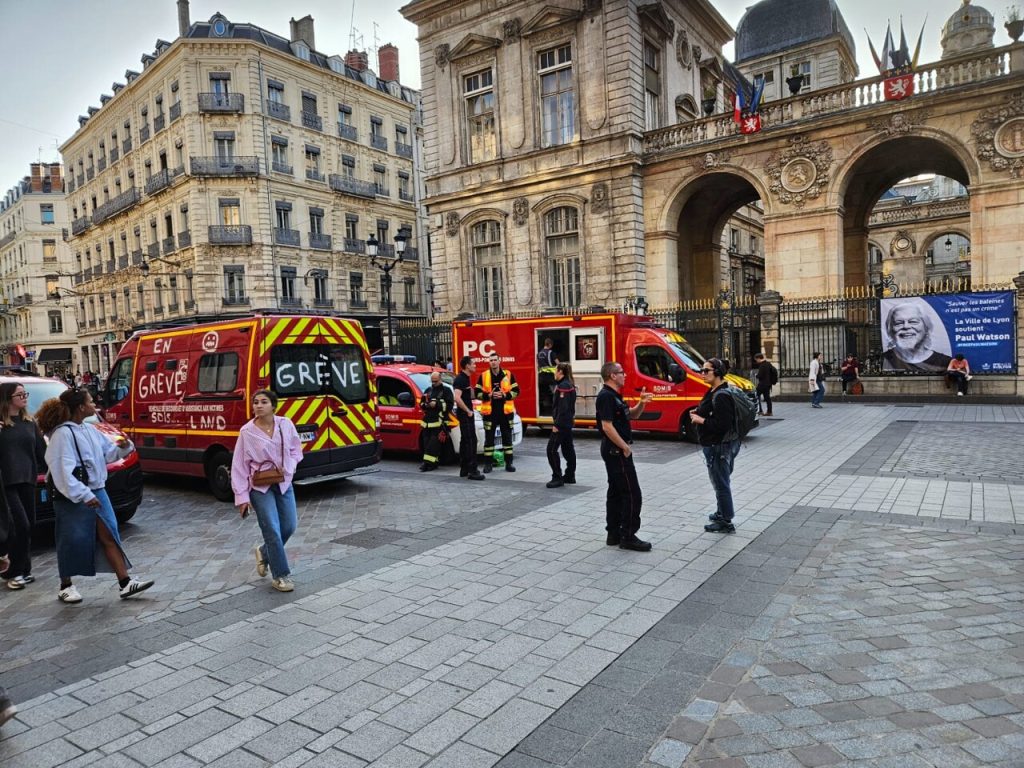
[61,0,423,373]
[0,163,80,374]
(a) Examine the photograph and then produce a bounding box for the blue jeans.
[249,485,297,579]
[811,381,825,406]
[703,440,740,522]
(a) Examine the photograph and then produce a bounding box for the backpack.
[714,386,759,441]
[769,364,779,386]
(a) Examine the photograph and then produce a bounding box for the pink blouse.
[230,415,305,505]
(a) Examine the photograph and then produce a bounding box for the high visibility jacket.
[537,348,557,375]
[476,367,518,416]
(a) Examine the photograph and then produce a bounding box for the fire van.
[453,312,756,441]
[101,315,381,501]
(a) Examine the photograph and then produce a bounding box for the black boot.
[546,476,563,488]
[482,460,492,474]
[504,456,516,472]
[562,473,576,484]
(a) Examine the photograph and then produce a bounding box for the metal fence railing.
[395,319,452,364]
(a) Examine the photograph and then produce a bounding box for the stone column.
[1014,271,1024,397]
[758,289,783,364]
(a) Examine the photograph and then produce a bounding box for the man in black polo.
[596,361,654,551]
[452,356,485,481]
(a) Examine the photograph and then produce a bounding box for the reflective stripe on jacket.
[476,368,518,416]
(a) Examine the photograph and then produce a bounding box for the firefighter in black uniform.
[475,351,519,472]
[596,361,653,550]
[537,337,559,416]
[419,371,454,471]
[452,356,485,481]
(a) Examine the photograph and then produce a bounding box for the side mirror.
[397,392,415,407]
[668,363,684,384]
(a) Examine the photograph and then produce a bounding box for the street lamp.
[716,287,734,359]
[139,255,181,278]
[366,227,409,353]
[944,236,953,252]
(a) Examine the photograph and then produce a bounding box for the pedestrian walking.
[690,358,741,534]
[476,351,519,472]
[231,389,305,593]
[596,361,654,551]
[546,362,577,488]
[753,353,777,417]
[0,382,47,591]
[808,352,826,408]
[419,371,454,472]
[452,356,485,481]
[36,390,154,604]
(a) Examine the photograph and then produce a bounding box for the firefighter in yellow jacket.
[475,351,519,472]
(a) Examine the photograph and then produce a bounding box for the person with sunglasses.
[689,358,741,534]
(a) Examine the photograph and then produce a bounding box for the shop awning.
[36,347,72,363]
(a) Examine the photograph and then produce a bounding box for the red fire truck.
[101,315,381,500]
[453,312,755,441]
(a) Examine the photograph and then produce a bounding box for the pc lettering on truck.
[453,311,756,442]
[102,315,382,500]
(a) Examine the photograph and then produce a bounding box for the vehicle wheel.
[206,450,234,502]
[115,505,137,525]
[681,412,700,444]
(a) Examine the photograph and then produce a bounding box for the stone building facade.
[0,164,80,374]
[62,4,422,373]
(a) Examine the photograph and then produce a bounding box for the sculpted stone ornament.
[582,0,602,17]
[889,230,916,257]
[434,44,450,70]
[512,197,529,226]
[972,92,1024,178]
[676,29,692,69]
[445,212,460,237]
[764,135,833,208]
[590,183,609,213]
[693,151,730,171]
[503,18,521,44]
[868,110,929,137]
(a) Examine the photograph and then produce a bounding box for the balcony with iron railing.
[305,168,325,182]
[301,111,323,131]
[71,216,90,235]
[223,295,251,306]
[147,242,160,259]
[329,174,376,199]
[74,271,83,285]
[153,114,165,133]
[350,298,368,309]
[209,225,252,245]
[91,187,140,225]
[266,101,291,121]
[66,179,75,193]
[343,237,366,254]
[395,142,413,159]
[97,157,107,172]
[399,190,414,202]
[274,228,300,246]
[145,168,173,195]
[119,254,129,269]
[190,156,259,177]
[139,124,150,143]
[76,173,84,187]
[371,135,387,151]
[404,246,419,261]
[313,298,335,309]
[198,92,244,113]
[169,101,181,122]
[338,123,357,141]
[281,296,303,307]
[272,161,293,175]
[132,249,143,265]
[122,137,132,154]
[375,185,390,198]
[178,230,191,248]
[309,232,332,251]
[162,236,176,255]
[0,230,15,248]
[86,166,95,181]
[106,259,115,273]
[109,146,119,163]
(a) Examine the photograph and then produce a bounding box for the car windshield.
[22,380,69,416]
[659,331,707,372]
[408,371,455,394]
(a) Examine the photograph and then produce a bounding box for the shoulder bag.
[251,422,286,486]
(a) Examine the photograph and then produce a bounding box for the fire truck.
[453,312,755,441]
[101,315,381,500]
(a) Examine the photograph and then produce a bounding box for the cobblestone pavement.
[1,402,1023,767]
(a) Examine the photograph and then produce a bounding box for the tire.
[205,450,234,502]
[681,411,700,444]
[115,505,137,525]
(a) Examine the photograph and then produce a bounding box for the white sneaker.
[254,544,268,578]
[7,576,26,590]
[957,392,964,397]
[0,698,16,728]
[272,577,294,592]
[58,585,83,604]
[119,578,154,599]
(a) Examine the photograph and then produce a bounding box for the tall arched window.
[471,220,504,313]
[544,206,581,308]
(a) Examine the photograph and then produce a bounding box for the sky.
[0,0,995,189]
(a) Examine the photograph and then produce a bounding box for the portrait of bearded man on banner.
[881,299,953,373]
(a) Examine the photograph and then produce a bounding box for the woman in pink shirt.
[231,389,305,592]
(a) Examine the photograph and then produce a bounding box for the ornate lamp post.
[367,227,408,353]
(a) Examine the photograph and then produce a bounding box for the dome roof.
[943,0,994,36]
[735,0,855,64]
[940,0,995,58]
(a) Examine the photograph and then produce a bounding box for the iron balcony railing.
[223,295,251,305]
[266,101,291,121]
[309,232,332,250]
[338,123,357,141]
[109,147,119,163]
[375,185,390,198]
[281,296,303,307]
[76,173,84,187]
[139,124,150,143]
[118,254,129,269]
[313,298,335,308]
[66,179,75,193]
[97,157,107,172]
[145,168,172,195]
[329,174,376,199]
[209,225,252,245]
[153,114,165,133]
[306,169,325,182]
[371,135,387,151]
[106,259,115,273]
[272,162,293,175]
[178,230,191,248]
[86,166,95,180]
[162,236,176,255]
[343,237,366,254]
[301,111,323,131]
[395,142,413,159]
[0,231,15,248]
[147,242,160,259]
[377,244,395,258]
[274,228,300,246]
[91,187,140,225]
[399,190,414,202]
[169,102,181,122]
[122,137,132,154]
[190,156,259,177]
[71,217,90,235]
[198,92,244,112]
[131,249,143,265]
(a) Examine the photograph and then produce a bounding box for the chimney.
[30,163,43,193]
[345,49,368,72]
[177,0,190,37]
[378,43,399,82]
[289,15,316,51]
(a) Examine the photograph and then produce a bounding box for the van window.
[198,352,239,392]
[662,333,706,373]
[635,346,675,382]
[106,358,133,404]
[377,376,413,407]
[164,359,178,370]
[271,344,369,403]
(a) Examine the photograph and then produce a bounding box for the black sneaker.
[704,520,735,534]
[708,513,724,522]
[619,536,653,552]
[546,478,564,488]
[562,475,576,484]
[467,472,486,481]
[606,533,621,546]
[482,462,492,474]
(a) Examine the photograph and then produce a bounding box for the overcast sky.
[0,0,996,189]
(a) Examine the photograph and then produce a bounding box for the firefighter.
[419,371,453,472]
[475,351,519,472]
[536,337,559,416]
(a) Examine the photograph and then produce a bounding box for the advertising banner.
[881,292,1016,373]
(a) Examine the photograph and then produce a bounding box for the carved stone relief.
[676,29,692,69]
[512,198,529,226]
[868,110,929,137]
[590,183,609,213]
[764,135,834,208]
[692,150,730,171]
[445,211,460,237]
[434,44,450,70]
[972,91,1024,178]
[889,230,917,257]
[691,44,702,63]
[503,18,521,44]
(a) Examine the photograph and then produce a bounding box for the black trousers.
[547,429,576,479]
[3,483,36,578]
[483,411,513,463]
[601,442,642,537]
[457,414,479,474]
[538,372,556,414]
[421,425,446,465]
[756,384,772,414]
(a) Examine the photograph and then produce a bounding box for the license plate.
[299,431,316,442]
